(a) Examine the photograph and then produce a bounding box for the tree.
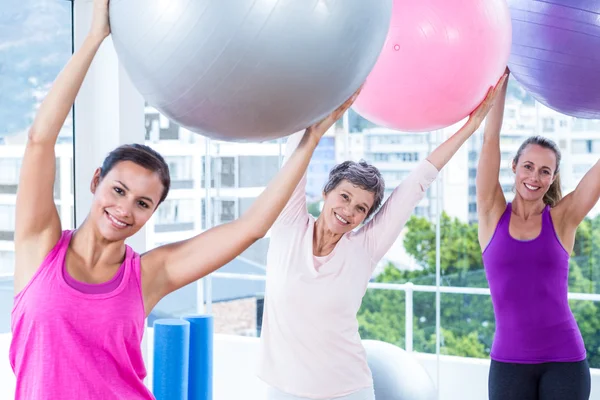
[307,201,322,218]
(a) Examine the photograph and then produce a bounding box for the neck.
[313,216,343,256]
[71,217,127,268]
[511,196,546,220]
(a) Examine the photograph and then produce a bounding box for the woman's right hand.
[89,0,111,41]
[466,73,509,129]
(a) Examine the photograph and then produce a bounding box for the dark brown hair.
[100,144,170,205]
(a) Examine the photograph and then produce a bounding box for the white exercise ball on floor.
[109,0,393,141]
[364,340,437,400]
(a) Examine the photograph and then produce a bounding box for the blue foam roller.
[182,315,213,400]
[153,319,191,400]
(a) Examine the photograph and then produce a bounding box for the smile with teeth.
[524,183,540,191]
[334,212,349,224]
[105,211,130,228]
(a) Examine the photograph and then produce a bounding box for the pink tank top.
[9,230,154,400]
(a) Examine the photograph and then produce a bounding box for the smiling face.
[90,161,164,242]
[320,180,375,235]
[512,144,558,203]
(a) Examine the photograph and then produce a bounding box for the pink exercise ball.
[352,0,512,132]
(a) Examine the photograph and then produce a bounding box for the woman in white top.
[257,74,508,400]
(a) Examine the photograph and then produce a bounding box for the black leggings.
[489,359,591,400]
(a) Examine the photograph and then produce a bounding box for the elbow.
[27,127,53,146]
[236,217,268,243]
[249,226,268,242]
[27,128,42,143]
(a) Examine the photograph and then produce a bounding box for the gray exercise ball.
[109,0,393,141]
[364,340,437,400]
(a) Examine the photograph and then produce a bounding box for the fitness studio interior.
[2,1,600,399]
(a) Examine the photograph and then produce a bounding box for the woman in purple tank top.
[477,69,595,400]
[9,1,360,399]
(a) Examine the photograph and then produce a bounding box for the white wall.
[209,335,600,400]
[2,332,600,399]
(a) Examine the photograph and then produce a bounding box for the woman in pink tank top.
[9,1,361,398]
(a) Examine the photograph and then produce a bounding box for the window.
[0,159,21,184]
[0,5,75,378]
[155,199,196,225]
[238,156,279,188]
[39,8,600,399]
[572,119,586,132]
[573,164,592,174]
[0,205,16,238]
[381,171,410,182]
[542,117,555,132]
[217,157,236,188]
[217,200,236,223]
[166,156,193,181]
[143,114,281,335]
[572,139,593,154]
[0,251,15,275]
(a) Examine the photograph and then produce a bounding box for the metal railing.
[211,271,600,353]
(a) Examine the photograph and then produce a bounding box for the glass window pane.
[440,78,600,384]
[0,2,74,397]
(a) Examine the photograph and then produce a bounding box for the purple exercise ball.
[507,0,600,119]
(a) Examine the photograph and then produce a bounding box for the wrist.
[466,115,484,130]
[300,129,321,149]
[459,119,480,138]
[84,32,107,48]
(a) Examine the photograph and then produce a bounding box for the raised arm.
[14,0,110,294]
[357,158,438,263]
[141,90,361,310]
[555,161,600,230]
[272,129,310,226]
[476,71,509,248]
[358,74,507,262]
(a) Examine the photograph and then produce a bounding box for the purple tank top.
[482,203,586,363]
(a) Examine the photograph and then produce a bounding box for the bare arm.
[142,90,361,309]
[14,0,110,294]
[476,73,509,216]
[271,130,310,226]
[555,161,600,230]
[475,72,509,248]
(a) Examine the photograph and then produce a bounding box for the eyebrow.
[523,161,552,170]
[116,180,155,204]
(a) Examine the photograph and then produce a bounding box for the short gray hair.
[323,160,385,219]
